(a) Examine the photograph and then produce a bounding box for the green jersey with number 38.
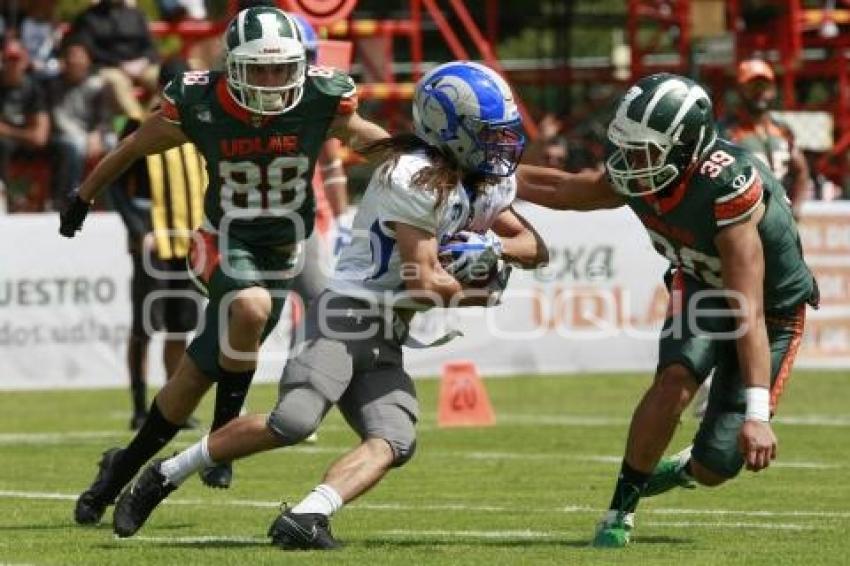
[626,139,814,313]
[160,67,357,246]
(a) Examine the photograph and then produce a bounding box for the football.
[438,235,499,287]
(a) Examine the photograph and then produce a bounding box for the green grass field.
[1,371,849,565]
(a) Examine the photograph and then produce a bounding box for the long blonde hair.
[361,134,467,208]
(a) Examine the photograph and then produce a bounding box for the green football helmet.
[605,73,717,196]
[224,7,306,115]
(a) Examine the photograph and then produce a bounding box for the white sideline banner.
[2,202,849,390]
[1,213,133,390]
[404,201,850,374]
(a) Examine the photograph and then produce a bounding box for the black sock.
[109,400,181,497]
[211,367,254,432]
[128,337,147,415]
[130,379,146,416]
[608,460,651,514]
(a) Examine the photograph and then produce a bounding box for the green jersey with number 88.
[160,66,357,246]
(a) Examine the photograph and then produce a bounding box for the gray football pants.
[267,290,419,466]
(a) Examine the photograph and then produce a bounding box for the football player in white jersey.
[108,61,548,548]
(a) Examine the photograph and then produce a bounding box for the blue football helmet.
[413,61,525,177]
[289,13,318,64]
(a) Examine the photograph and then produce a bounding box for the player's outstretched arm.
[516,164,625,211]
[59,112,189,238]
[491,206,549,269]
[78,112,189,203]
[715,203,777,472]
[319,139,349,217]
[327,110,390,158]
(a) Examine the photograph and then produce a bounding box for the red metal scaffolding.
[151,1,850,181]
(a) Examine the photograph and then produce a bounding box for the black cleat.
[199,462,233,489]
[74,447,125,525]
[113,460,176,538]
[267,507,342,550]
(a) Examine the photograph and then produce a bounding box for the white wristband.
[745,387,771,422]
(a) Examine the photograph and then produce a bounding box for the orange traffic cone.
[437,360,496,428]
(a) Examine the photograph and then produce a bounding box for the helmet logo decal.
[412,62,525,177]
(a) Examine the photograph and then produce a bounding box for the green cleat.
[592,510,634,548]
[642,446,697,498]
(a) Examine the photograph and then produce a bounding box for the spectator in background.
[157,0,208,22]
[523,113,565,168]
[45,39,113,210]
[523,112,603,174]
[0,39,49,211]
[109,57,206,430]
[20,0,61,79]
[66,0,160,120]
[721,59,809,219]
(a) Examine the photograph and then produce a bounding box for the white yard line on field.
[0,431,123,444]
[1,489,849,521]
[124,535,265,545]
[644,521,816,531]
[378,529,558,539]
[0,428,842,469]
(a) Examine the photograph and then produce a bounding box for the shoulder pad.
[702,145,765,227]
[694,142,756,190]
[161,70,219,121]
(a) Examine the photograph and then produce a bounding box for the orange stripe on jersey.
[768,303,806,414]
[337,94,358,115]
[160,97,180,123]
[714,175,763,222]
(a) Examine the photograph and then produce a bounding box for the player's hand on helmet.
[439,230,503,283]
[59,190,91,238]
[738,419,777,472]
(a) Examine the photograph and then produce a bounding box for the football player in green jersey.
[517,73,819,547]
[60,6,389,526]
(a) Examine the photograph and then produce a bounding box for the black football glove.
[59,193,91,238]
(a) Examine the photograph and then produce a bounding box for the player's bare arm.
[318,139,349,216]
[60,111,190,237]
[395,221,465,306]
[714,202,776,472]
[78,112,189,203]
[516,164,625,211]
[490,206,549,268]
[327,110,390,155]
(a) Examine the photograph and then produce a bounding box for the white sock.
[159,435,214,486]
[291,484,343,517]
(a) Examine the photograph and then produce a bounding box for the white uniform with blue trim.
[329,151,516,308]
